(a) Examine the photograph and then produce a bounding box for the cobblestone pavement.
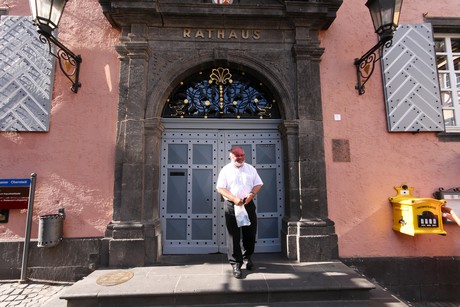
[0,280,70,307]
[0,279,458,307]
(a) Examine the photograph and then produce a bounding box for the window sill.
[437,131,460,142]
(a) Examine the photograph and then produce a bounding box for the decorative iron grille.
[162,67,280,119]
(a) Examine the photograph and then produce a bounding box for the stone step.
[60,254,407,307]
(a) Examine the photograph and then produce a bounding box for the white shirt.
[216,162,263,199]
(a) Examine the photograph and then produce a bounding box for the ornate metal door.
[160,129,283,254]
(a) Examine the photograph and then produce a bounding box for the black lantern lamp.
[354,0,403,95]
[29,0,82,93]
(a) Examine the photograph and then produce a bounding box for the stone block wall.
[0,238,106,282]
[343,257,460,303]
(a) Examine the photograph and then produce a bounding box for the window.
[163,67,281,119]
[434,35,460,132]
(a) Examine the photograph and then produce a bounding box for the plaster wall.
[1,0,459,260]
[320,0,460,257]
[0,0,119,239]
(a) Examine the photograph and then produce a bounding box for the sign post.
[19,173,37,283]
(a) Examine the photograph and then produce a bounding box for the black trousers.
[224,200,257,265]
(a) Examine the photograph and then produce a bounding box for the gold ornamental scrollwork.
[209,67,232,85]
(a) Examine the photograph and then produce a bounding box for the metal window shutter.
[0,16,54,132]
[382,23,444,132]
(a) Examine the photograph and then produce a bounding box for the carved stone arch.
[226,52,296,121]
[147,61,203,119]
[102,0,342,267]
[146,53,295,121]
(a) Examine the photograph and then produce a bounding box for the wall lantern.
[29,0,82,93]
[354,0,403,95]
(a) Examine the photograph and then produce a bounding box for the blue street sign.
[0,179,31,187]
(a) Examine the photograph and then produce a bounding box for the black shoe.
[232,264,242,279]
[244,258,253,270]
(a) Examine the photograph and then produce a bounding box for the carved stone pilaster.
[280,120,300,221]
[280,116,337,261]
[106,24,158,267]
[281,24,338,260]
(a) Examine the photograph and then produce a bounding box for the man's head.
[229,146,245,167]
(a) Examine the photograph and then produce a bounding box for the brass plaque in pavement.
[96,270,134,286]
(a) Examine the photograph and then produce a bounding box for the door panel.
[191,169,213,214]
[167,170,187,214]
[222,131,284,253]
[161,129,283,254]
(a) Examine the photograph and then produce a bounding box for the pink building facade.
[0,0,459,301]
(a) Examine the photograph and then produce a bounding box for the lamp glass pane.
[31,0,67,28]
[366,0,381,33]
[28,0,37,19]
[380,4,393,25]
[37,0,52,21]
[50,0,67,27]
[379,0,396,31]
[393,0,403,27]
[367,0,403,34]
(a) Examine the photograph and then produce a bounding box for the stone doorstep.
[60,256,381,306]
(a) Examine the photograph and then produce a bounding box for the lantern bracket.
[37,28,82,93]
[29,0,82,93]
[354,0,404,95]
[354,35,393,95]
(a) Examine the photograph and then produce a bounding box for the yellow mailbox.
[389,185,447,236]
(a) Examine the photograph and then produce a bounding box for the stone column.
[143,118,164,265]
[280,120,301,260]
[288,26,338,261]
[105,24,155,267]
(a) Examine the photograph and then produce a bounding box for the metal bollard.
[37,208,65,248]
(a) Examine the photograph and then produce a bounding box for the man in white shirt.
[216,146,263,279]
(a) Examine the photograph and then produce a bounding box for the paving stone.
[0,256,456,307]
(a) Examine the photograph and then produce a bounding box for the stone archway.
[100,0,341,267]
[158,66,285,255]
